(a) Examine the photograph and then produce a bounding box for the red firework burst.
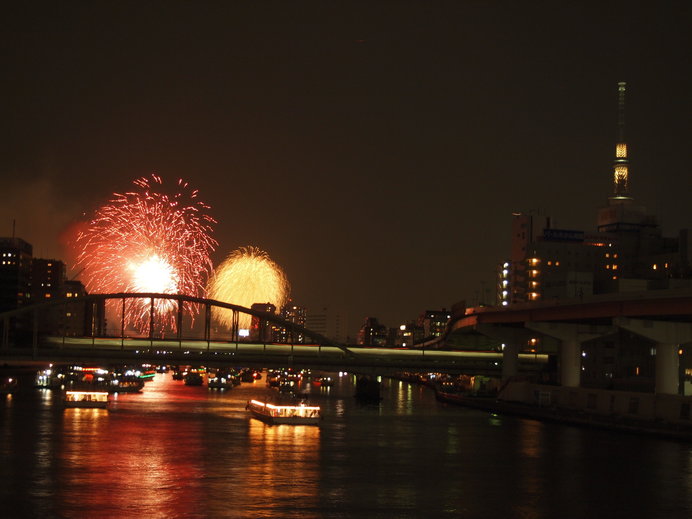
[75,174,217,332]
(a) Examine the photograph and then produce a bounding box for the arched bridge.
[0,293,548,375]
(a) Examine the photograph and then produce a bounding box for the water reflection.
[395,381,414,415]
[57,378,206,517]
[242,419,321,517]
[1,372,690,518]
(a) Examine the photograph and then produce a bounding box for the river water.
[1,371,691,518]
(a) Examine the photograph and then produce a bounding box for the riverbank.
[433,381,692,442]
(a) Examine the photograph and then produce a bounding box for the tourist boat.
[63,390,110,409]
[246,399,321,425]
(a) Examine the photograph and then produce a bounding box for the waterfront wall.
[499,381,692,426]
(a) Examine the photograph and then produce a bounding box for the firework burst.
[75,174,217,333]
[207,246,290,329]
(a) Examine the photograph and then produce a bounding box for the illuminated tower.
[612,81,631,200]
[597,82,653,233]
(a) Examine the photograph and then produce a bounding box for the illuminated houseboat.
[63,390,110,409]
[246,399,321,425]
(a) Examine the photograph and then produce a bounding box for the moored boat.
[63,390,110,409]
[184,372,204,386]
[109,378,144,393]
[208,373,234,390]
[1,376,18,394]
[312,376,334,387]
[246,399,321,425]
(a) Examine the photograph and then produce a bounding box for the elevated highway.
[447,289,692,395]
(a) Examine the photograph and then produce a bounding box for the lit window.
[612,264,618,270]
[652,264,657,270]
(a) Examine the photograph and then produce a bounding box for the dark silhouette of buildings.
[0,237,32,312]
[499,82,692,307]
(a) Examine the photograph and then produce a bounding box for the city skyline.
[2,3,691,333]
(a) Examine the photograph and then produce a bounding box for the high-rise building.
[55,280,90,337]
[395,321,424,347]
[498,83,692,306]
[273,303,307,343]
[305,307,348,344]
[418,309,452,339]
[357,317,387,346]
[250,302,276,342]
[30,258,66,303]
[0,237,33,312]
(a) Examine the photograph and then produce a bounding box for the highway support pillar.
[476,324,534,381]
[2,316,8,349]
[526,323,615,389]
[502,341,519,381]
[615,318,692,395]
[355,375,381,402]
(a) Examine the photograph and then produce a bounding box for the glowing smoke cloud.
[207,246,290,329]
[75,174,217,333]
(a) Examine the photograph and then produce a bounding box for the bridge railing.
[0,292,351,354]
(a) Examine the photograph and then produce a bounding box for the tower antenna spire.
[612,81,630,199]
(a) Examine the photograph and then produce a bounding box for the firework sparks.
[207,246,290,329]
[75,174,217,333]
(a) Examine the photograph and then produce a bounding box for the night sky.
[2,2,691,337]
